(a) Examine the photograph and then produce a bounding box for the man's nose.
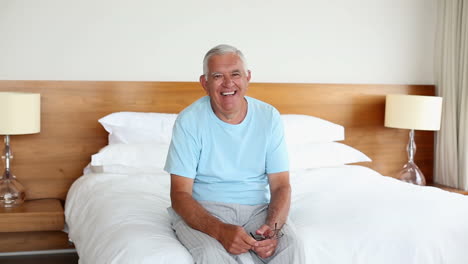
[222,76,234,86]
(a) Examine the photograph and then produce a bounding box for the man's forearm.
[266,185,291,228]
[171,186,257,255]
[171,191,225,239]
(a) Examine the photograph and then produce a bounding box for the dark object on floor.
[0,252,79,264]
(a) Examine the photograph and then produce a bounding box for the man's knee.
[190,244,234,263]
[276,231,304,256]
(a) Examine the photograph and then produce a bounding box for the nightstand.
[0,199,72,252]
[430,183,468,195]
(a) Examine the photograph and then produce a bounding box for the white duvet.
[65,165,468,264]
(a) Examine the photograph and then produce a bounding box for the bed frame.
[0,81,435,201]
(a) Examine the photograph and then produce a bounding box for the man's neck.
[214,98,248,125]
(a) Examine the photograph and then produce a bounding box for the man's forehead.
[210,69,242,75]
[208,56,244,72]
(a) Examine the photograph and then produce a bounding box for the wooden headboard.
[0,81,435,201]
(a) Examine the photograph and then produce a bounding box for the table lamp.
[384,94,442,185]
[0,92,40,207]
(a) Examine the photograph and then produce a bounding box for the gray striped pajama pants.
[168,201,305,264]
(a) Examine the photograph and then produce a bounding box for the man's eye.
[232,73,241,78]
[213,75,222,80]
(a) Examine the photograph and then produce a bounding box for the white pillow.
[281,114,344,145]
[99,112,343,145]
[288,142,371,170]
[90,143,169,174]
[89,141,369,175]
[98,112,177,145]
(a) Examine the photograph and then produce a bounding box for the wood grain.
[0,199,64,232]
[0,231,72,252]
[0,81,435,201]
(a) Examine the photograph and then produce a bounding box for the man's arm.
[170,174,257,254]
[265,171,291,228]
[252,171,291,258]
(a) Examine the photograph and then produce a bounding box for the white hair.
[202,44,249,78]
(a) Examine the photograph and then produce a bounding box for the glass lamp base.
[397,161,426,186]
[0,178,26,207]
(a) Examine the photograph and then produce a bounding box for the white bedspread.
[65,165,468,264]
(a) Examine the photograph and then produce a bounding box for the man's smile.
[221,91,236,96]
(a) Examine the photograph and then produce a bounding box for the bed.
[1,81,467,263]
[65,166,468,264]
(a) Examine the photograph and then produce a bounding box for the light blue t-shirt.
[164,96,289,205]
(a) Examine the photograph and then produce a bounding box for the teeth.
[222,91,235,96]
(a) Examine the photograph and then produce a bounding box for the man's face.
[200,53,251,118]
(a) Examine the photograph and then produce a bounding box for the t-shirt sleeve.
[164,118,200,179]
[266,110,289,174]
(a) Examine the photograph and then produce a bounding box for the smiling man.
[165,44,305,264]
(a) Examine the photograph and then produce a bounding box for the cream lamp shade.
[0,92,41,135]
[385,94,443,131]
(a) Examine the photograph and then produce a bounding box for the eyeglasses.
[250,223,284,241]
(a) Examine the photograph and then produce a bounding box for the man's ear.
[199,74,208,93]
[246,70,252,82]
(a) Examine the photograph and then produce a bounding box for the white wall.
[0,0,436,84]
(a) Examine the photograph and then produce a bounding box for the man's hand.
[218,223,257,255]
[251,224,279,258]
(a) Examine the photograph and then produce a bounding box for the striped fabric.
[168,201,305,264]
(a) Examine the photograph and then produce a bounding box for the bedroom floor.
[0,252,79,264]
